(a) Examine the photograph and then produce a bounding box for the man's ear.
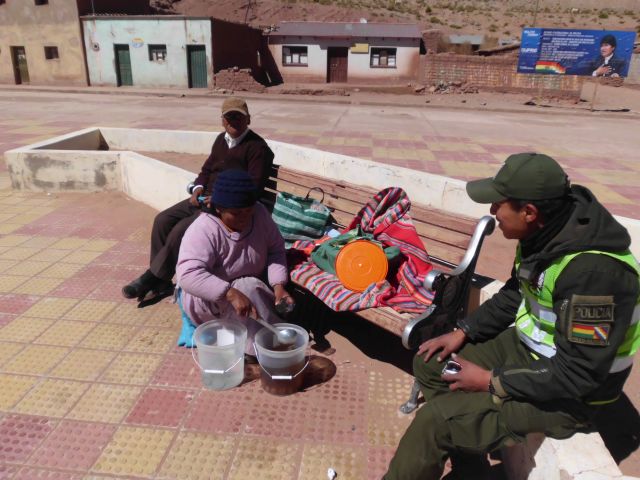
[522,203,540,225]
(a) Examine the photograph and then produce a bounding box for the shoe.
[122,270,158,300]
[153,279,175,297]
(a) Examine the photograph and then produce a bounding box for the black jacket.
[588,55,627,77]
[459,185,638,404]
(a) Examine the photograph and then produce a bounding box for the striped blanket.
[288,187,434,313]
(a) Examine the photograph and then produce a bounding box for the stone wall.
[213,67,266,93]
[424,53,583,98]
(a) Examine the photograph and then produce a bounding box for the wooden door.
[11,46,30,85]
[327,47,348,83]
[114,44,133,86]
[187,45,207,88]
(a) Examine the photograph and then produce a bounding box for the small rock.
[425,99,430,103]
[461,99,466,103]
[414,85,426,93]
[428,86,437,93]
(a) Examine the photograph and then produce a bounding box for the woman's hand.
[273,284,294,312]
[417,329,466,363]
[441,354,492,393]
[225,288,257,318]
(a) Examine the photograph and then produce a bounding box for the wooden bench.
[262,165,496,411]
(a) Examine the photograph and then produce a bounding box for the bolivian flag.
[572,323,610,342]
[535,61,566,75]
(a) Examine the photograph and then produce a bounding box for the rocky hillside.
[152,0,640,40]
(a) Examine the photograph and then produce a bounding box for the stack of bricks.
[213,67,266,93]
[424,53,583,99]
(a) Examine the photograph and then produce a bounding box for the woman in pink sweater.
[176,169,293,352]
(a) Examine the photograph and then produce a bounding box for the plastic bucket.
[254,323,309,396]
[192,320,247,390]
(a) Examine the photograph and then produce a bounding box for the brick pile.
[424,53,583,99]
[214,67,266,93]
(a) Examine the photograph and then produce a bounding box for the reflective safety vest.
[515,249,640,373]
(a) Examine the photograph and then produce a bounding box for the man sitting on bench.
[121,97,274,301]
[385,153,640,479]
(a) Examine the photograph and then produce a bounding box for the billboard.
[517,28,636,77]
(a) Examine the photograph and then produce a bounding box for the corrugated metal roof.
[271,21,422,39]
[448,34,485,45]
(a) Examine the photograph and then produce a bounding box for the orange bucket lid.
[335,240,388,292]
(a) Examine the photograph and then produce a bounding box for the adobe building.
[0,0,150,86]
[81,16,264,89]
[267,21,422,84]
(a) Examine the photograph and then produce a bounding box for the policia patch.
[567,294,615,346]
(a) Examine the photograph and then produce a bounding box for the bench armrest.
[402,215,496,349]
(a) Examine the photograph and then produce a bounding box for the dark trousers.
[385,328,594,480]
[149,198,200,281]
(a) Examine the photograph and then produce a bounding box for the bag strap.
[305,187,325,203]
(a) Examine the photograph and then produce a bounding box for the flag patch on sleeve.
[567,294,614,346]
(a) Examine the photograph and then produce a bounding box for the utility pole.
[244,0,254,25]
[531,0,540,27]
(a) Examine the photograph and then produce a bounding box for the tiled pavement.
[0,91,638,478]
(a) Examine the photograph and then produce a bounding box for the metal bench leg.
[399,379,421,414]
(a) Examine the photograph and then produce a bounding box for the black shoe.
[153,279,175,297]
[122,271,158,300]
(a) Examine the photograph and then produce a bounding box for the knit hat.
[212,169,258,209]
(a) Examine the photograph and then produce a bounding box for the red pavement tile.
[49,278,97,299]
[0,414,57,463]
[151,353,202,389]
[243,393,310,440]
[0,464,19,480]
[93,250,148,267]
[0,294,40,315]
[431,150,468,161]
[0,313,17,328]
[125,387,195,427]
[183,390,249,434]
[86,279,126,301]
[368,446,396,479]
[28,420,116,471]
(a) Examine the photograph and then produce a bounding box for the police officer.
[385,153,640,479]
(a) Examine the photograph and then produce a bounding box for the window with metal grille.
[148,44,167,62]
[282,46,308,66]
[44,46,59,60]
[370,48,397,68]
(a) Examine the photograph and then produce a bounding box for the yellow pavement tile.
[0,259,18,273]
[372,147,424,160]
[299,443,367,480]
[0,316,55,342]
[83,323,139,350]
[127,229,148,242]
[160,432,236,480]
[4,260,51,276]
[0,275,29,293]
[3,344,68,375]
[124,328,177,354]
[368,370,415,406]
[0,205,32,215]
[412,148,437,161]
[50,348,116,381]
[144,303,180,328]
[80,239,118,252]
[12,277,64,295]
[428,142,487,153]
[68,383,142,423]
[14,378,89,417]
[344,137,373,147]
[49,237,90,250]
[34,320,96,347]
[29,249,71,262]
[99,352,163,385]
[0,213,17,223]
[440,160,500,179]
[581,169,640,188]
[0,374,38,410]
[228,437,301,480]
[19,236,60,249]
[579,183,632,205]
[104,302,154,325]
[64,299,117,322]
[38,262,84,279]
[367,404,414,447]
[9,212,47,225]
[0,234,31,247]
[22,297,79,319]
[61,250,103,264]
[92,426,174,477]
[0,246,40,261]
[0,342,25,367]
[0,224,21,234]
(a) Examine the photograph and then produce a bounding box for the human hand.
[595,65,611,77]
[225,287,257,318]
[273,284,295,313]
[441,354,492,393]
[417,329,466,363]
[189,187,204,206]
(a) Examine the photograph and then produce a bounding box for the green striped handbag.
[272,187,331,242]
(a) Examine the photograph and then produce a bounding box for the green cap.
[466,153,569,204]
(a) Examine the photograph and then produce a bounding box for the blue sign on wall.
[517,28,636,77]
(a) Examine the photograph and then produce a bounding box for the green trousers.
[385,328,594,480]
